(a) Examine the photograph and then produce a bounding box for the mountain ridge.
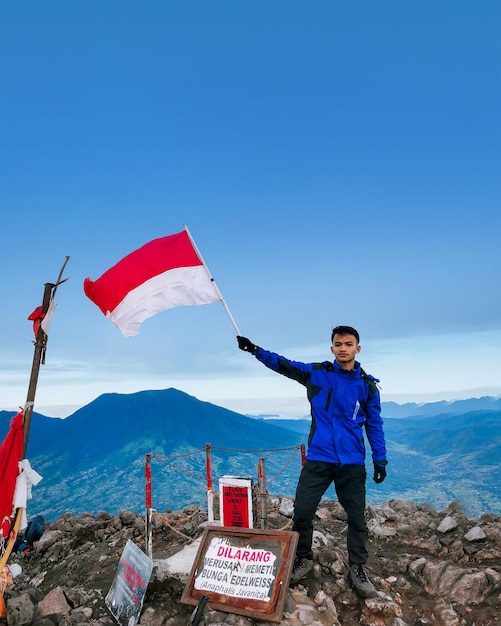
[1,390,499,520]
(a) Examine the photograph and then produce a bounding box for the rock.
[486,567,501,585]
[288,588,341,626]
[464,525,486,542]
[408,557,427,576]
[36,586,71,620]
[279,498,295,517]
[313,590,326,605]
[119,510,138,526]
[367,517,397,537]
[312,530,328,549]
[437,516,459,533]
[6,592,35,626]
[360,591,404,624]
[153,536,202,583]
[367,502,399,537]
[433,599,460,626]
[388,500,418,516]
[71,605,94,620]
[315,508,330,520]
[408,559,499,606]
[36,529,63,552]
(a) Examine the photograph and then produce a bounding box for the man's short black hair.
[331,325,360,344]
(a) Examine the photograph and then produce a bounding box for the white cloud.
[1,330,500,419]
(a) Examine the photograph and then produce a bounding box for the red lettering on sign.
[222,485,250,528]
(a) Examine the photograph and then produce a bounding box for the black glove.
[373,461,387,484]
[237,336,258,354]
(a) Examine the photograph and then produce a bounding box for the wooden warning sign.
[181,525,298,622]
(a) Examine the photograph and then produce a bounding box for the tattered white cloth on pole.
[41,298,56,335]
[13,459,43,531]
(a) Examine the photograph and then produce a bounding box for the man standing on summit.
[237,326,388,598]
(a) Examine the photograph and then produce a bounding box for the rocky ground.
[3,498,501,626]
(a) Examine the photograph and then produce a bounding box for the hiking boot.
[349,564,377,598]
[290,557,313,584]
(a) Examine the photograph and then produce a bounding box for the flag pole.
[183,224,241,336]
[22,256,70,455]
[0,257,70,597]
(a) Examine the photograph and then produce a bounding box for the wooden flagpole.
[0,257,70,592]
[183,224,242,336]
[22,256,70,455]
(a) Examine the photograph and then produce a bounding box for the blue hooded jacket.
[255,348,387,466]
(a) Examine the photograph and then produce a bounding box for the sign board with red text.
[219,476,253,528]
[181,525,298,622]
[105,540,153,626]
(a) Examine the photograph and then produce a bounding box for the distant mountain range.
[254,395,501,420]
[1,390,500,520]
[381,395,501,418]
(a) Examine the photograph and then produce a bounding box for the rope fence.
[144,442,306,557]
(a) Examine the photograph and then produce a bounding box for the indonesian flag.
[0,411,24,526]
[84,230,221,337]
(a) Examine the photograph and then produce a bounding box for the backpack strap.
[360,367,379,395]
[319,362,379,414]
[359,367,380,414]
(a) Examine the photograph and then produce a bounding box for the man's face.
[331,333,361,367]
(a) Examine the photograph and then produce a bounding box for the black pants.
[292,460,368,566]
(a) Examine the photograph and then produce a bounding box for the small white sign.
[219,476,254,528]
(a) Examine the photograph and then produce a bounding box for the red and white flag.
[84,229,222,337]
[0,411,24,525]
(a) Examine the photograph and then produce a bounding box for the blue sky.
[1,0,500,418]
